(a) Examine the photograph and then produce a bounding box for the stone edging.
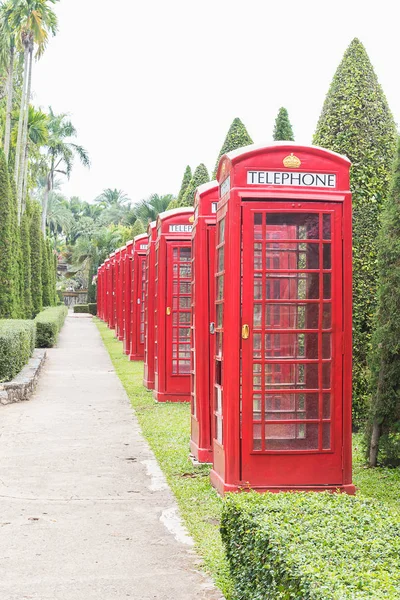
[0,349,47,406]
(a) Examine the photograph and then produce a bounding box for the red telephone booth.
[129,234,148,361]
[123,240,134,355]
[97,264,103,319]
[153,208,194,402]
[210,143,355,495]
[115,248,125,341]
[103,258,110,325]
[190,182,218,462]
[108,252,116,330]
[143,221,157,389]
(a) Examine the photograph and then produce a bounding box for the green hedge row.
[0,320,36,382]
[34,306,68,348]
[73,303,97,315]
[221,492,400,599]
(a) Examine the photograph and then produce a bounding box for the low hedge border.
[73,304,89,314]
[0,320,36,382]
[221,492,400,599]
[34,306,68,348]
[88,303,97,316]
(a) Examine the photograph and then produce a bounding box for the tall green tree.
[41,233,51,306]
[212,117,253,178]
[180,163,209,207]
[368,138,400,467]
[0,1,16,162]
[313,38,397,427]
[177,165,192,204]
[95,188,129,207]
[0,148,13,317]
[273,107,294,141]
[20,202,33,317]
[133,193,175,224]
[8,173,22,317]
[30,200,42,314]
[41,107,89,235]
[132,219,145,237]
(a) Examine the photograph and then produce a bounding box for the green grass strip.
[95,319,233,598]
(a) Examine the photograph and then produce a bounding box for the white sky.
[32,0,400,206]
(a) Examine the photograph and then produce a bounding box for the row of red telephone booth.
[97,143,355,495]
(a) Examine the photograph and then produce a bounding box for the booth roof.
[157,206,194,221]
[196,180,219,197]
[134,232,148,243]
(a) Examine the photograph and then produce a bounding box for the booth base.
[190,440,213,463]
[129,353,144,362]
[143,377,155,390]
[210,469,356,496]
[153,389,190,403]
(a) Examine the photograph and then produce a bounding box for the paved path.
[0,314,223,600]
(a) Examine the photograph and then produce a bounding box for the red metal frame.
[115,248,125,341]
[153,207,194,402]
[97,264,103,319]
[123,241,134,355]
[129,234,148,361]
[190,182,218,462]
[143,221,157,389]
[209,143,355,495]
[108,252,116,330]
[103,258,111,325]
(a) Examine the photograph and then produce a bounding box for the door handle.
[166,307,171,315]
[242,324,250,339]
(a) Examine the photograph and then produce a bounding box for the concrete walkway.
[0,315,223,600]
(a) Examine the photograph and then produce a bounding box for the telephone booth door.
[143,222,157,390]
[129,235,148,361]
[240,203,344,486]
[123,241,133,355]
[116,249,125,341]
[109,254,116,330]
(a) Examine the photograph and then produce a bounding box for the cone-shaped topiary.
[41,234,51,307]
[177,165,192,204]
[213,118,253,178]
[8,175,22,317]
[0,149,14,318]
[368,137,400,467]
[132,219,145,237]
[180,163,209,207]
[30,201,43,315]
[313,38,397,427]
[166,198,179,210]
[273,107,294,141]
[20,203,33,318]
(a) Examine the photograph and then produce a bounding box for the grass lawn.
[95,318,400,598]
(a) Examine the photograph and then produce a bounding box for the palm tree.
[133,193,176,226]
[0,1,16,162]
[10,0,59,217]
[95,188,130,207]
[41,107,89,235]
[46,190,73,242]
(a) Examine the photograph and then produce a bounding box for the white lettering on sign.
[211,202,218,213]
[247,171,336,188]
[169,224,193,233]
[220,176,230,197]
[140,244,147,250]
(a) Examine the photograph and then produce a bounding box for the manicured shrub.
[73,304,90,314]
[132,219,145,237]
[30,201,43,316]
[34,305,68,348]
[273,106,294,141]
[88,303,97,316]
[9,175,22,318]
[0,320,36,382]
[212,117,253,178]
[41,235,51,308]
[177,165,192,204]
[0,149,14,318]
[180,163,209,207]
[313,38,397,427]
[221,492,400,600]
[20,203,33,318]
[368,137,400,466]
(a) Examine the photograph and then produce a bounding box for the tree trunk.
[4,44,15,162]
[18,43,33,218]
[41,174,51,236]
[369,421,381,467]
[14,43,29,215]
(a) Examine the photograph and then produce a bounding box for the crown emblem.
[189,215,195,223]
[283,153,301,168]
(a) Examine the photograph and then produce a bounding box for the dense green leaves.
[222,492,400,599]
[180,163,209,207]
[177,165,192,204]
[368,138,400,466]
[273,107,294,141]
[29,201,43,315]
[213,117,253,178]
[0,319,36,382]
[313,38,397,426]
[34,305,67,347]
[0,149,14,318]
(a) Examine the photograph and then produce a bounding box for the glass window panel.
[219,218,225,245]
[178,360,190,373]
[265,304,319,329]
[254,243,262,269]
[254,274,262,300]
[179,312,191,323]
[173,327,178,340]
[322,333,331,359]
[172,360,178,374]
[180,265,191,278]
[323,304,332,329]
[215,416,223,444]
[323,244,331,269]
[180,247,191,261]
[323,363,331,389]
[173,248,178,259]
[217,275,224,300]
[216,332,222,357]
[266,214,319,240]
[173,297,178,309]
[218,247,224,272]
[253,395,262,420]
[323,214,331,240]
[265,333,318,359]
[180,282,191,294]
[253,424,262,450]
[215,386,222,413]
[265,423,319,450]
[179,297,191,308]
[266,273,319,300]
[322,423,331,449]
[253,333,261,359]
[323,273,331,299]
[254,304,262,327]
[179,327,190,339]
[323,394,331,419]
[253,375,262,391]
[216,303,223,328]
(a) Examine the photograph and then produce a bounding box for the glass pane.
[180,282,190,294]
[180,247,191,261]
[265,243,319,270]
[253,395,262,420]
[322,333,331,359]
[253,424,262,450]
[179,312,190,323]
[253,304,262,327]
[323,423,331,449]
[323,363,331,389]
[253,333,261,359]
[323,214,331,240]
[180,264,191,278]
[216,304,223,328]
[178,360,190,374]
[217,275,224,300]
[179,327,190,339]
[323,394,331,419]
[254,274,262,300]
[266,273,319,300]
[265,423,319,450]
[323,273,331,299]
[179,297,191,308]
[265,333,318,359]
[254,243,262,269]
[219,219,225,245]
[266,214,319,240]
[265,304,319,329]
[323,244,331,269]
[323,304,331,329]
[218,247,224,273]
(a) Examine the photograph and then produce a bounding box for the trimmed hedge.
[221,492,400,599]
[88,303,97,316]
[73,304,90,314]
[34,306,68,348]
[0,320,36,382]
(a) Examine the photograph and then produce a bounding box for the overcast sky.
[32,0,400,206]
